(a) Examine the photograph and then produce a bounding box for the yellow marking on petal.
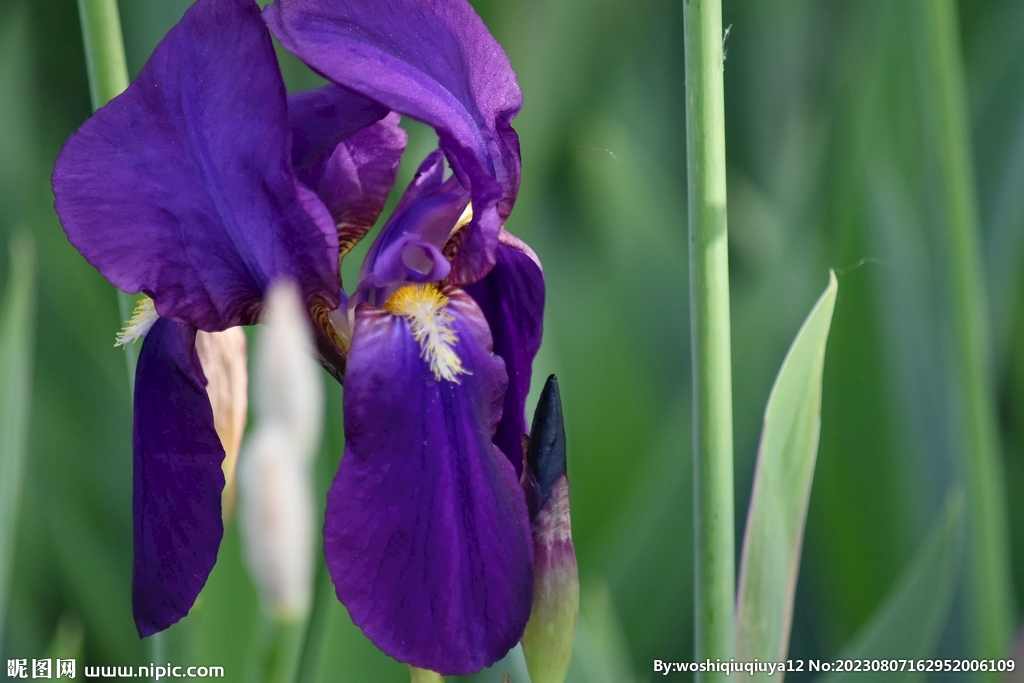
[450,202,473,238]
[310,297,349,352]
[114,296,158,346]
[337,222,368,266]
[384,284,470,383]
[442,203,475,264]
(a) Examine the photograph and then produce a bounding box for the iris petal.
[288,83,391,188]
[264,0,522,285]
[367,152,461,261]
[325,289,533,675]
[132,318,225,636]
[356,151,469,300]
[52,0,338,331]
[465,232,545,475]
[315,113,407,264]
[393,150,448,216]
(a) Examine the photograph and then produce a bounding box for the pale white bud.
[195,327,248,519]
[238,425,316,619]
[238,280,323,619]
[253,281,323,457]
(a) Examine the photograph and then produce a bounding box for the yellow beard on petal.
[384,284,470,383]
[114,295,158,346]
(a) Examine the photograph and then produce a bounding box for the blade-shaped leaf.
[0,232,36,650]
[736,271,838,674]
[818,490,965,683]
[564,583,638,683]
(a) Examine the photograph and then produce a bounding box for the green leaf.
[564,582,638,683]
[193,522,262,683]
[0,232,37,650]
[735,270,838,672]
[818,491,965,683]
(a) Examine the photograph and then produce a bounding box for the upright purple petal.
[133,318,225,636]
[325,288,533,675]
[392,150,447,217]
[53,0,338,331]
[465,232,545,475]
[315,114,407,265]
[355,152,470,303]
[289,89,407,264]
[288,84,390,188]
[264,0,522,284]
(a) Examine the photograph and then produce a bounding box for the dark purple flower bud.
[521,376,579,683]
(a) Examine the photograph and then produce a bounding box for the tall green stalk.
[75,0,162,672]
[76,0,140,384]
[409,667,444,683]
[77,0,128,112]
[259,617,305,683]
[917,0,1014,669]
[682,0,735,678]
[293,561,335,683]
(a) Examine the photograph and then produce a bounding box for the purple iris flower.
[51,0,545,674]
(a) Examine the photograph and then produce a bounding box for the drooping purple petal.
[325,288,533,675]
[133,318,225,636]
[316,114,407,264]
[52,0,338,331]
[264,0,522,284]
[465,231,545,476]
[288,83,390,187]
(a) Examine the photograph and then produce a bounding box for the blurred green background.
[2,0,1024,680]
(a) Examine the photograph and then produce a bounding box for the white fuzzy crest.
[114,296,158,346]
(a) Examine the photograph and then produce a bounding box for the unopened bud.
[194,327,248,520]
[238,281,323,620]
[252,282,322,454]
[239,425,316,619]
[521,376,578,683]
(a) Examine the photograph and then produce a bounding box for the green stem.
[294,383,347,683]
[259,617,305,683]
[0,235,36,654]
[76,0,128,110]
[147,619,195,681]
[76,0,157,675]
[682,0,735,678]
[293,560,336,683]
[918,0,1015,669]
[408,666,444,683]
[76,0,139,385]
